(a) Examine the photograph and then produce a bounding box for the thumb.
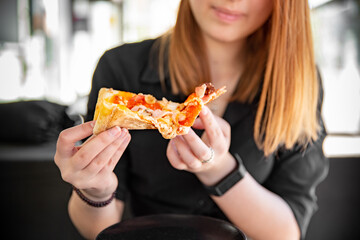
[57,121,95,157]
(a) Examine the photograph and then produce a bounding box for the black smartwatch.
[204,153,247,196]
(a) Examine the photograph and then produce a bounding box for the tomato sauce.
[126,95,162,110]
[179,103,201,126]
[110,94,161,111]
[111,95,123,104]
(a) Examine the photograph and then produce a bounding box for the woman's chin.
[207,33,246,44]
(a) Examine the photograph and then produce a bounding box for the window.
[311,0,360,157]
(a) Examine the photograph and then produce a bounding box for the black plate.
[96,214,247,240]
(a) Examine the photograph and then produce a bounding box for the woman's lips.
[212,6,245,23]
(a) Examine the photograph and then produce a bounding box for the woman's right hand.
[54,121,131,201]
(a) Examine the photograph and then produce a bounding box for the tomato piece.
[127,95,144,109]
[152,102,162,110]
[126,95,162,110]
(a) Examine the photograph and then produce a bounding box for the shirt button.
[198,200,205,206]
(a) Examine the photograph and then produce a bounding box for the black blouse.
[85,39,329,238]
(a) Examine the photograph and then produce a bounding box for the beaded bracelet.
[72,186,116,208]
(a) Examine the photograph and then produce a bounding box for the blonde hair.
[157,0,319,156]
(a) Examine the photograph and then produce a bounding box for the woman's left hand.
[167,106,236,185]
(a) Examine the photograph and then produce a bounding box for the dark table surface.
[96,214,247,240]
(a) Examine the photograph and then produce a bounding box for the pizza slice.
[92,83,226,139]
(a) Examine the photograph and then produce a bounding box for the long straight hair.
[157,0,319,156]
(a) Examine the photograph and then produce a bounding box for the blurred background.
[0,0,180,107]
[0,0,359,239]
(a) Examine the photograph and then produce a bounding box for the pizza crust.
[93,106,156,135]
[93,88,156,135]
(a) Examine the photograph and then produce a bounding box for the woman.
[54,0,328,239]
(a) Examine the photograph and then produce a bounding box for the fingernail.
[109,126,121,136]
[90,121,95,128]
[120,128,128,137]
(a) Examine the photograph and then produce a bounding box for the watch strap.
[204,153,246,196]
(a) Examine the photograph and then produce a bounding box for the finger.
[106,131,131,171]
[182,128,213,162]
[198,106,224,146]
[74,134,96,152]
[167,140,187,170]
[76,133,96,148]
[73,126,123,170]
[173,136,202,170]
[82,129,130,176]
[195,108,230,137]
[213,116,231,139]
[192,117,204,129]
[57,121,95,157]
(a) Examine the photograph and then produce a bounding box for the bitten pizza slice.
[92,83,226,139]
